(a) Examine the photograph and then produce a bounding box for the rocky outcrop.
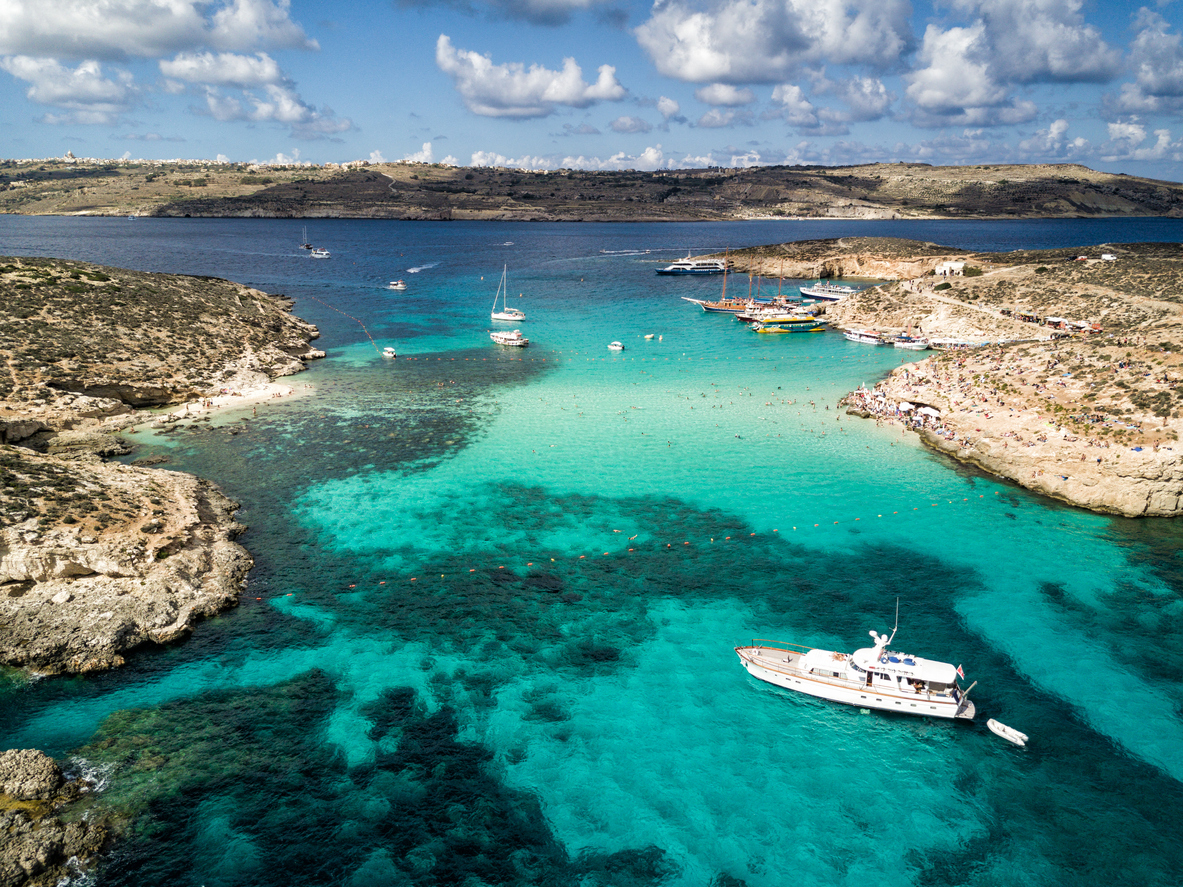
[919,428,1183,516]
[0,257,320,674]
[0,257,323,445]
[0,449,252,673]
[830,241,1183,517]
[0,749,108,887]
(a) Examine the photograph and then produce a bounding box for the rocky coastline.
[0,256,324,674]
[772,239,1183,516]
[0,749,109,886]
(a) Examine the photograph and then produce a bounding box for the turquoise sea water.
[3,217,1183,886]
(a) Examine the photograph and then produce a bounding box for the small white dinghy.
[987,718,1028,747]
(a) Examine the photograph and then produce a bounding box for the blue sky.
[2,0,1183,179]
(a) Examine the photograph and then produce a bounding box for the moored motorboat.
[843,329,885,344]
[382,346,397,359]
[752,320,827,333]
[893,335,929,350]
[800,281,860,300]
[735,303,812,323]
[735,620,975,721]
[608,341,624,351]
[490,329,528,347]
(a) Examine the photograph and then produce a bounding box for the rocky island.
[0,257,324,674]
[720,238,1183,516]
[3,157,1183,221]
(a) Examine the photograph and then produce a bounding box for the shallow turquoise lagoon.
[2,217,1182,886]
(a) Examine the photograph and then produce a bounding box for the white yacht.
[388,280,407,291]
[608,341,624,351]
[491,265,526,321]
[799,281,859,300]
[309,248,331,259]
[656,257,727,275]
[735,621,975,721]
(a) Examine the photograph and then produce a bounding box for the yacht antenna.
[886,597,899,645]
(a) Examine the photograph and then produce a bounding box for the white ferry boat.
[799,281,859,300]
[656,257,727,275]
[735,622,975,721]
[490,329,528,347]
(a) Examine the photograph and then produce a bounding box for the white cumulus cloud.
[905,0,1119,127]
[695,83,754,106]
[200,82,351,138]
[0,55,135,124]
[905,23,1037,126]
[436,34,626,118]
[1018,117,1089,157]
[772,83,818,127]
[0,0,315,60]
[656,95,680,119]
[1100,121,1179,162]
[634,0,913,84]
[1110,10,1183,116]
[159,51,284,88]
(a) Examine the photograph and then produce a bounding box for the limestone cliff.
[0,447,252,672]
[0,256,322,674]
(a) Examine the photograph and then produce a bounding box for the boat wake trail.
[407,262,440,273]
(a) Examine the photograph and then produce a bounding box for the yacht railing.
[744,639,812,656]
[743,640,956,703]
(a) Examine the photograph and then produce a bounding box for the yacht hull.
[736,645,974,720]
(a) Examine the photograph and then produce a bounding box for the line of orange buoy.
[268,493,1000,596]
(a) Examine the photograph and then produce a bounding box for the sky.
[2,0,1183,179]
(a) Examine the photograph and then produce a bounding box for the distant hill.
[2,159,1182,221]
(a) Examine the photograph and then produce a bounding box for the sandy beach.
[158,379,316,425]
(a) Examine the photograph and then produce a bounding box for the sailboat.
[299,226,313,250]
[490,265,526,321]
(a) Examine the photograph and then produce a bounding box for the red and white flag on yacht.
[956,664,965,678]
